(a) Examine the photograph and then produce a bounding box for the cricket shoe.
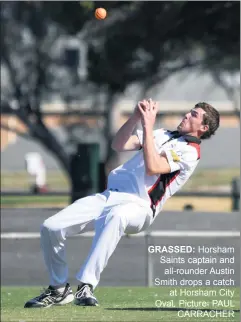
[74,283,99,306]
[24,283,74,308]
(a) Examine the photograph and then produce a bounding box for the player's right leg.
[74,199,153,306]
[24,192,108,308]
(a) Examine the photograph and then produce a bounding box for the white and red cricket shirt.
[107,129,201,216]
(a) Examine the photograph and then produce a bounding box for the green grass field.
[1,287,240,322]
[1,168,239,191]
[1,168,239,211]
[1,195,69,207]
[0,195,234,212]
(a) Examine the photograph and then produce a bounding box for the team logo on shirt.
[171,150,182,162]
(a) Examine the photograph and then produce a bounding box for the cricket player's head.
[177,102,220,140]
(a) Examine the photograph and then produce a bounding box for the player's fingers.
[153,101,158,110]
[140,100,150,111]
[148,98,156,110]
[142,99,148,108]
[139,102,146,111]
[148,99,155,111]
[138,100,146,107]
[138,103,145,114]
[145,98,152,110]
[147,98,152,106]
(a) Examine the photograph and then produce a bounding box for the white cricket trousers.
[40,190,153,289]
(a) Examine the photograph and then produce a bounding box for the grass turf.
[0,195,234,212]
[1,168,239,191]
[1,168,239,211]
[1,287,240,322]
[1,195,69,207]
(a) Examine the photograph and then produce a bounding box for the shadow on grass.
[106,307,240,312]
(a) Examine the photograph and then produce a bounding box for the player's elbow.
[146,166,160,176]
[146,156,171,176]
[146,165,171,176]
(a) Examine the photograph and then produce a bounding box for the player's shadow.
[106,307,240,312]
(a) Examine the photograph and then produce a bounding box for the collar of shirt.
[170,130,201,145]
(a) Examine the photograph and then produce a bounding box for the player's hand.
[133,99,149,119]
[138,98,158,129]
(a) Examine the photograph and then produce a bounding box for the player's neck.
[178,130,201,139]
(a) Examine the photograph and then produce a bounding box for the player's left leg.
[24,192,108,308]
[74,201,153,306]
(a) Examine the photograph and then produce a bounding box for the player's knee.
[106,211,127,229]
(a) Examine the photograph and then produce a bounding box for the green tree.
[1,1,239,198]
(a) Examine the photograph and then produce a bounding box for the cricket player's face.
[177,108,208,136]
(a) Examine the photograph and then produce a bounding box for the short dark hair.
[195,102,220,140]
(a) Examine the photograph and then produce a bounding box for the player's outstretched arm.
[111,102,144,152]
[139,99,172,175]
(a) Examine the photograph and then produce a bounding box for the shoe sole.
[74,298,99,307]
[24,294,74,308]
[75,302,99,307]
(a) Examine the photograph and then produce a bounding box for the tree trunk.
[16,108,72,193]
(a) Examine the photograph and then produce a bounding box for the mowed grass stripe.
[0,195,234,212]
[1,287,240,322]
[1,168,239,191]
